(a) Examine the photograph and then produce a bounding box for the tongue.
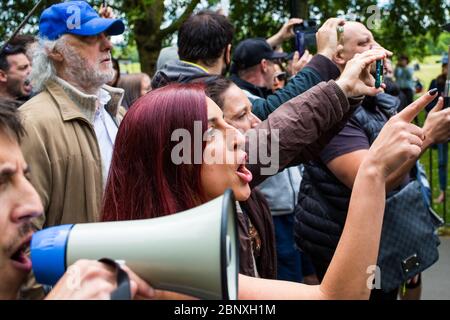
[236,165,253,183]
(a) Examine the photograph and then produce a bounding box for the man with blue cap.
[19,1,126,231]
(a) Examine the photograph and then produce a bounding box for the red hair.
[102,83,208,221]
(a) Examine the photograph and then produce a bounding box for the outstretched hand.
[423,95,450,145]
[367,92,435,178]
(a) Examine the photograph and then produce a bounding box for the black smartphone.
[294,28,305,57]
[293,20,317,57]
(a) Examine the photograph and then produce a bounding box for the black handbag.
[376,163,443,292]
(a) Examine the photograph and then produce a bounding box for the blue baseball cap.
[39,1,125,41]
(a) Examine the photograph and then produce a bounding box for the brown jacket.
[238,81,362,279]
[19,79,125,228]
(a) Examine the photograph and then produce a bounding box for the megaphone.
[31,189,239,300]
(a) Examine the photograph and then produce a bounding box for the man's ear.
[47,48,64,63]
[0,69,7,83]
[261,59,269,73]
[333,44,346,67]
[225,44,232,65]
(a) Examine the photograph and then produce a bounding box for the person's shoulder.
[19,91,58,119]
[19,91,61,133]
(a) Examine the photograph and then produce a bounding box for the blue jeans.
[273,214,302,282]
[273,214,316,282]
[437,143,448,192]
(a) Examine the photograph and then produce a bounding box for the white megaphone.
[31,189,239,300]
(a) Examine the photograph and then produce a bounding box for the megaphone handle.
[98,258,132,300]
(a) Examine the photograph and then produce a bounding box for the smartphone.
[294,29,305,57]
[375,59,384,89]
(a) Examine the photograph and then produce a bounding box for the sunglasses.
[274,72,287,82]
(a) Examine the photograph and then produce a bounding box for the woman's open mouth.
[236,153,253,184]
[10,237,32,273]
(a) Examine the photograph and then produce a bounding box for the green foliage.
[228,0,449,60]
[0,0,59,40]
[1,1,447,73]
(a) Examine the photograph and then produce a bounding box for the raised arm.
[252,18,345,120]
[239,95,427,300]
[327,93,449,191]
[247,49,388,186]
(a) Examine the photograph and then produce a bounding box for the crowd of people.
[0,0,449,300]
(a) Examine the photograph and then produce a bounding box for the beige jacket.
[19,79,125,228]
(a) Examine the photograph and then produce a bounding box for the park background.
[1,0,449,226]
[0,0,449,299]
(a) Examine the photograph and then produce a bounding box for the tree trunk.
[135,36,161,76]
[290,0,309,19]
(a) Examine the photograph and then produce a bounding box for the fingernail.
[429,88,438,95]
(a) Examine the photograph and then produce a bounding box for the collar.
[229,74,272,99]
[45,77,124,124]
[180,60,210,74]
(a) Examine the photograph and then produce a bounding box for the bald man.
[294,21,449,300]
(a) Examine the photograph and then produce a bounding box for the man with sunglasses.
[230,38,287,100]
[0,43,32,103]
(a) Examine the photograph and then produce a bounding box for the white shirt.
[93,88,118,187]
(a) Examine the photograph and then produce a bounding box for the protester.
[0,103,154,300]
[272,63,287,92]
[117,72,151,109]
[395,55,415,106]
[20,1,126,229]
[294,21,448,300]
[426,53,449,204]
[0,43,32,103]
[217,36,320,282]
[204,76,318,283]
[156,45,179,72]
[152,11,344,121]
[102,54,431,297]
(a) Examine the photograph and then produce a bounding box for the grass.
[414,55,449,225]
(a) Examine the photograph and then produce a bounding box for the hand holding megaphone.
[32,190,238,300]
[45,259,155,300]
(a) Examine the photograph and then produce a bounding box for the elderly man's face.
[61,33,114,86]
[0,133,43,299]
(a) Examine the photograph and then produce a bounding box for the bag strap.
[98,258,132,300]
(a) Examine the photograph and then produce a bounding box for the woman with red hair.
[102,50,429,299]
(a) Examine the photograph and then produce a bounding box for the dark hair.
[178,10,234,67]
[0,99,25,142]
[117,73,150,109]
[399,55,409,64]
[109,57,121,87]
[0,44,27,71]
[102,83,208,222]
[8,35,36,48]
[203,76,233,109]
